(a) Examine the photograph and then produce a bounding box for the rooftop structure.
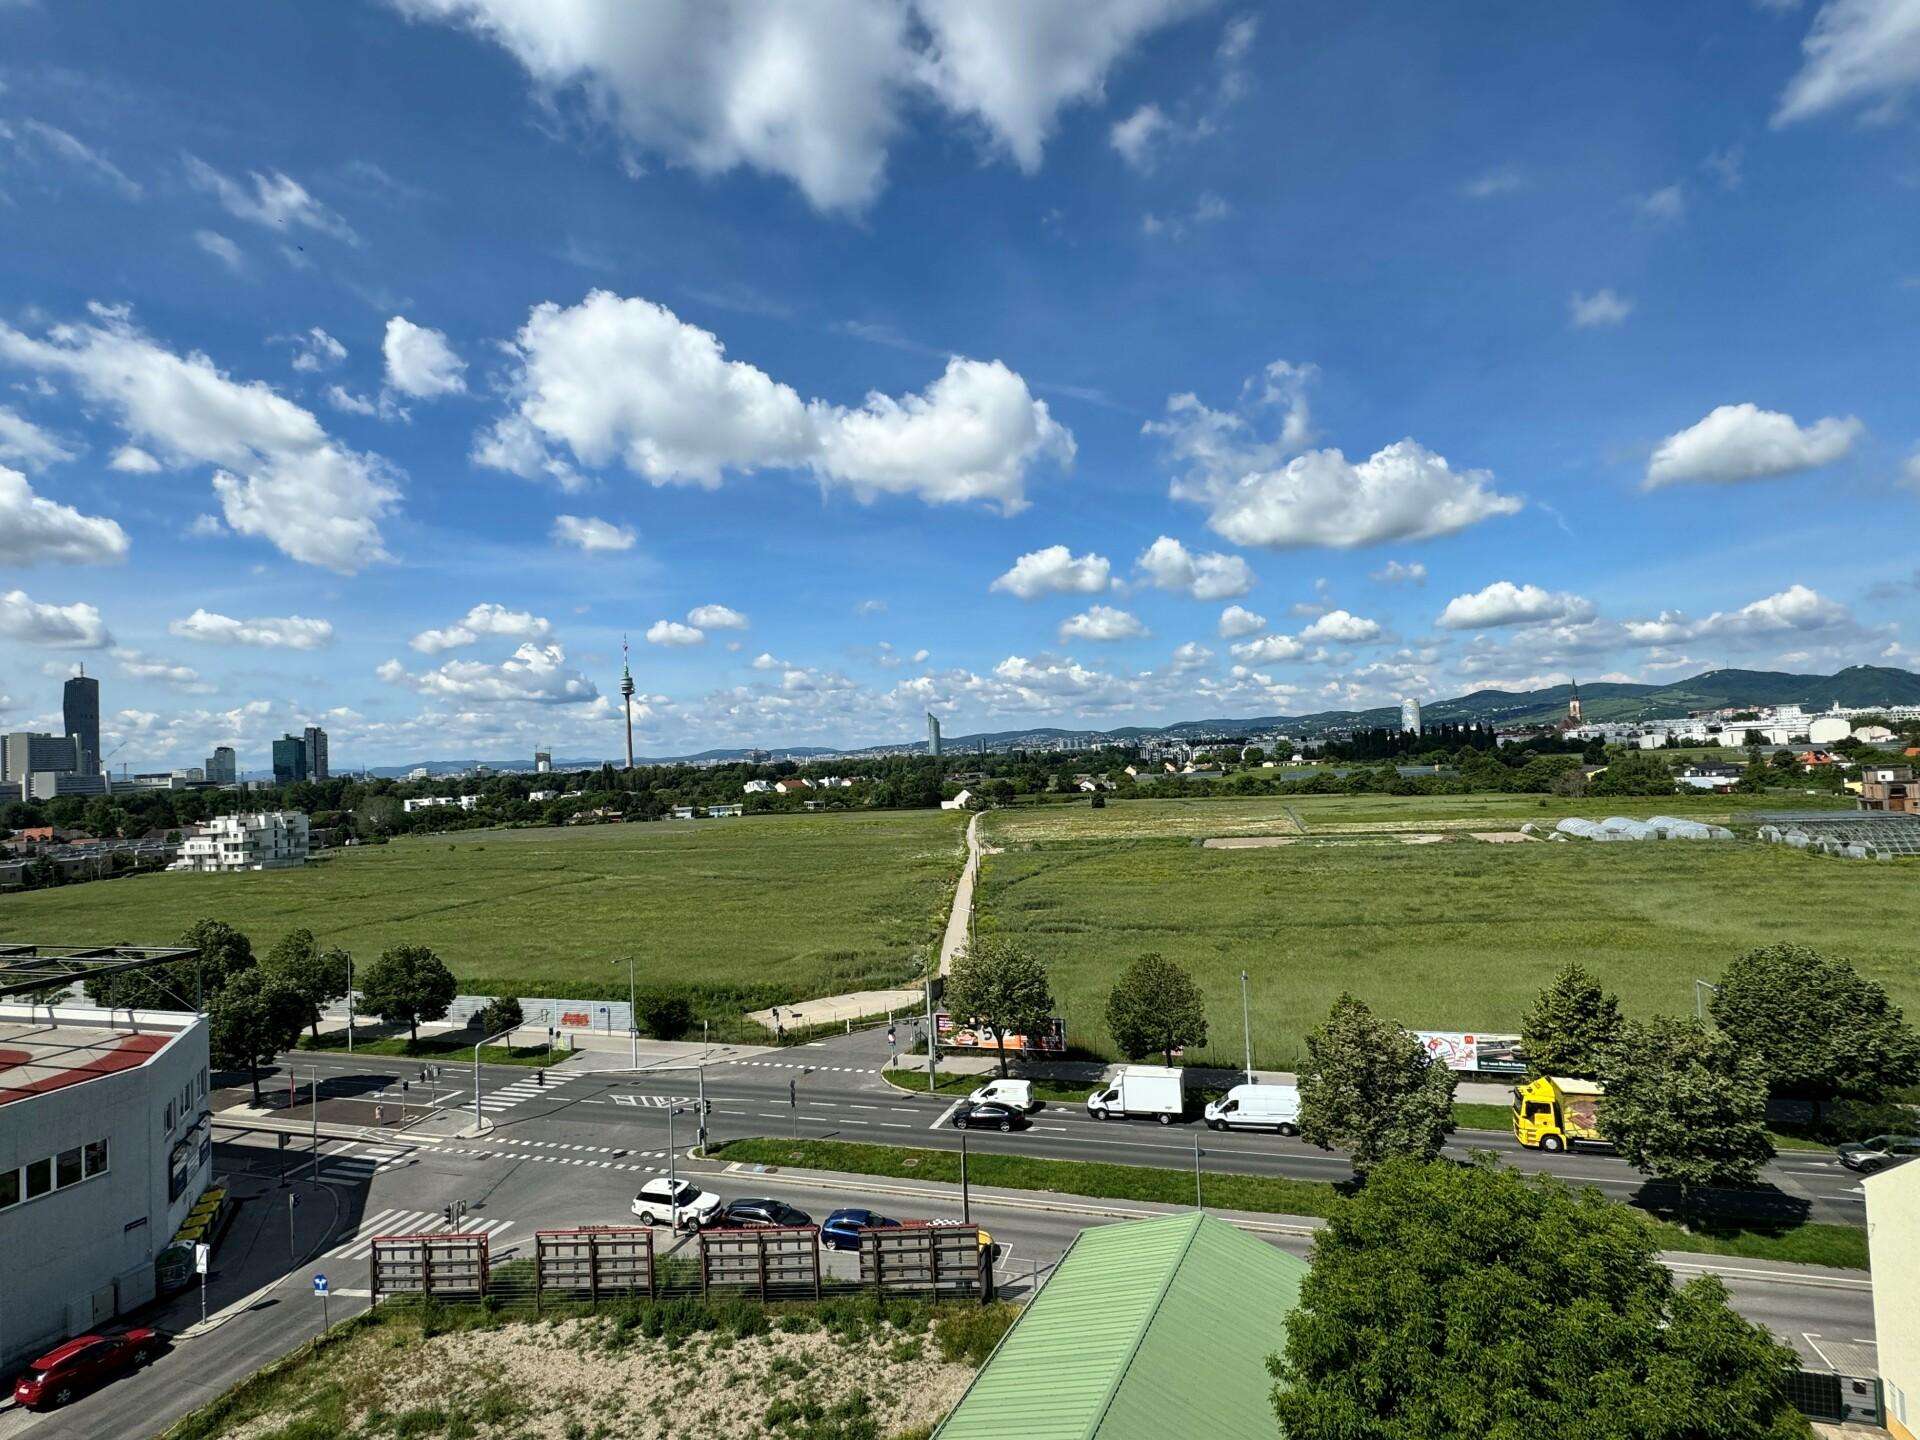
[0,942,201,998]
[934,1211,1307,1440]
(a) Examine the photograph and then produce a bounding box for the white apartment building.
[167,812,310,872]
[402,795,479,813]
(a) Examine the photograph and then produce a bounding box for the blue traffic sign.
[313,1273,329,1295]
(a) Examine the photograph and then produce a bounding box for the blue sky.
[3,0,1919,768]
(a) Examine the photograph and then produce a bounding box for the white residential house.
[708,803,743,817]
[528,789,557,802]
[940,789,975,811]
[742,779,775,794]
[169,812,310,872]
[403,795,479,813]
[670,805,697,820]
[774,778,811,794]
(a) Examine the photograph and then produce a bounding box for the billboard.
[1414,1031,1526,1075]
[935,1012,1067,1054]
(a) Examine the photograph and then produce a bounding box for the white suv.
[630,1178,723,1229]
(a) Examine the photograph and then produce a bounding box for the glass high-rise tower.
[63,669,100,774]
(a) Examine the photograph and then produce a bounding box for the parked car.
[721,1197,813,1229]
[967,1078,1039,1112]
[13,1329,161,1410]
[952,1101,1028,1132]
[821,1207,901,1251]
[1837,1134,1920,1174]
[630,1177,723,1229]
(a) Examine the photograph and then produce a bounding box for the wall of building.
[0,1008,211,1376]
[1870,1160,1920,1439]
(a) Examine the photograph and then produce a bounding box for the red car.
[12,1328,160,1409]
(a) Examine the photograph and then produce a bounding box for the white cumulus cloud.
[1774,0,1920,126]
[1299,609,1381,643]
[1370,559,1427,586]
[688,604,748,630]
[646,619,706,646]
[1228,632,1306,663]
[0,305,400,572]
[990,544,1112,599]
[1,590,111,648]
[552,513,636,551]
[479,292,1070,513]
[411,603,553,654]
[1569,289,1633,328]
[1058,604,1146,642]
[169,608,334,650]
[184,155,358,244]
[1624,585,1854,643]
[1134,535,1253,600]
[383,316,467,398]
[378,641,598,704]
[1217,604,1266,638]
[286,327,348,373]
[0,406,74,469]
[390,0,1204,212]
[1645,403,1862,488]
[0,465,129,566]
[1437,581,1596,630]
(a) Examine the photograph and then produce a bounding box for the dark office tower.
[64,668,100,774]
[303,725,330,781]
[272,734,309,785]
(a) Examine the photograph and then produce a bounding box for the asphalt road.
[0,1032,1877,1439]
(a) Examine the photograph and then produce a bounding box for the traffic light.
[788,1079,797,1106]
[443,1204,455,1227]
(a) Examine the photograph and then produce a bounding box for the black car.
[952,1101,1028,1133]
[721,1197,814,1229]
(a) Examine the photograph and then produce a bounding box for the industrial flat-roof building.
[934,1210,1308,1440]
[1869,1159,1920,1440]
[0,1001,212,1376]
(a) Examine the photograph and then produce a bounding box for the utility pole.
[615,956,636,1067]
[1240,969,1253,1084]
[924,970,937,1094]
[346,953,354,1055]
[959,1128,971,1224]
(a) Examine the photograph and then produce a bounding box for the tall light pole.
[1693,979,1720,1024]
[613,956,636,1067]
[346,953,354,1055]
[1239,969,1253,1084]
[924,969,938,1095]
[472,1025,517,1128]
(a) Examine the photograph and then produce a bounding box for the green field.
[3,811,964,1014]
[977,795,1915,1068]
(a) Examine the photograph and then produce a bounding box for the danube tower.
[620,635,636,770]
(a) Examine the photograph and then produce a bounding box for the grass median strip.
[298,1031,560,1067]
[709,1137,1868,1270]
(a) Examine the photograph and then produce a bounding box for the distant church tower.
[1566,679,1582,726]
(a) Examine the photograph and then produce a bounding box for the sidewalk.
[169,1169,344,1340]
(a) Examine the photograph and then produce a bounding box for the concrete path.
[745,811,985,1034]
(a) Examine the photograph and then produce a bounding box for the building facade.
[0,1003,212,1377]
[927,712,943,758]
[302,725,329,782]
[1868,1159,1920,1439]
[534,750,552,773]
[62,671,100,775]
[271,734,308,785]
[2,732,80,784]
[1400,697,1422,735]
[168,812,310,871]
[203,746,237,785]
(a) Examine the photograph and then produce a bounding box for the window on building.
[0,1170,18,1209]
[24,1157,52,1199]
[55,1147,82,1189]
[164,1099,175,1132]
[84,1140,108,1177]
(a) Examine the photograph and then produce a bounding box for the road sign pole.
[288,1192,298,1267]
[310,1067,320,1185]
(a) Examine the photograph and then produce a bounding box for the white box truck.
[1086,1065,1186,1125]
[967,1078,1039,1112]
[1203,1083,1300,1134]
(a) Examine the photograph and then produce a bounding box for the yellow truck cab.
[1511,1075,1606,1152]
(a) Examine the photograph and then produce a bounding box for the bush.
[639,992,695,1041]
[472,995,524,1035]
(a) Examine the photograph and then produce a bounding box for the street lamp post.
[345,953,354,1055]
[959,1127,971,1224]
[309,1067,320,1186]
[924,971,937,1095]
[1240,969,1253,1084]
[472,1026,518,1129]
[1193,1134,1204,1211]
[614,957,636,1068]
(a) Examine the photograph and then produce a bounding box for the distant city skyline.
[3,3,1918,767]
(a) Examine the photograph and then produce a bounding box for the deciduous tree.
[1269,1158,1807,1440]
[262,928,352,1039]
[1105,953,1208,1066]
[1298,994,1455,1177]
[1520,962,1624,1078]
[209,968,309,1105]
[85,918,256,1011]
[1710,944,1920,1121]
[1600,1017,1774,1208]
[357,943,457,1043]
[945,938,1053,1078]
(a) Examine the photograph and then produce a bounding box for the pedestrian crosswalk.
[477,1069,583,1114]
[318,1144,414,1187]
[442,1144,666,1175]
[610,1093,695,1108]
[324,1206,516,1261]
[726,1060,869,1076]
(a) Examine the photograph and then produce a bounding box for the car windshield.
[658,1181,700,1201]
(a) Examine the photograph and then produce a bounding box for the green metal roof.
[934,1212,1307,1440]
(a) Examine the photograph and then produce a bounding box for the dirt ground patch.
[1201,835,1299,849]
[1471,831,1539,843]
[198,1302,1003,1440]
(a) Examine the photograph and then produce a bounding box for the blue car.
[820,1207,901,1252]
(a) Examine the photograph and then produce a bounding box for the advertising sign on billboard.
[1413,1031,1526,1075]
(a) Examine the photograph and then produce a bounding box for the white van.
[967,1078,1038,1112]
[1203,1083,1301,1134]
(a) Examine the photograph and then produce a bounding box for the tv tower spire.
[620,634,636,770]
